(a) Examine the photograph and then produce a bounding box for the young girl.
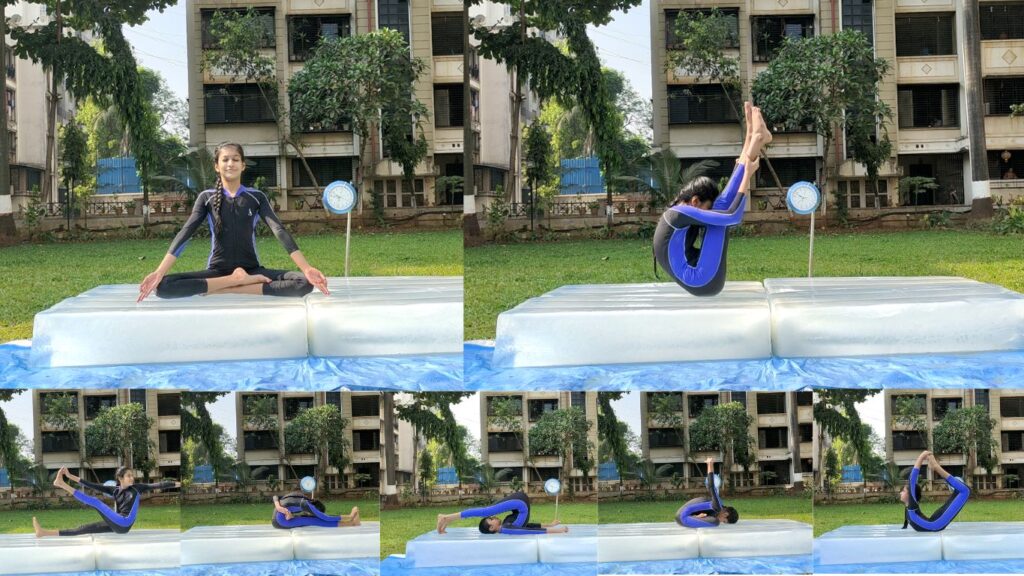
[653,102,770,297]
[436,491,568,535]
[138,142,329,301]
[271,489,360,529]
[676,457,739,528]
[901,450,970,532]
[33,466,178,537]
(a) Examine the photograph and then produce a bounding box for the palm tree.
[151,147,219,204]
[618,148,720,210]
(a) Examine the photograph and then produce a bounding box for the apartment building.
[479,391,599,489]
[235,391,381,489]
[33,389,181,482]
[650,0,1024,212]
[885,388,1024,489]
[640,391,814,487]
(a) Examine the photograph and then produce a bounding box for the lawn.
[380,501,597,559]
[0,230,462,342]
[597,496,812,526]
[813,499,1021,536]
[464,230,1024,339]
[0,504,180,534]
[180,497,380,530]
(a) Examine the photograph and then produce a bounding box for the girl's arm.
[78,479,117,495]
[289,250,330,295]
[135,481,179,493]
[273,496,293,519]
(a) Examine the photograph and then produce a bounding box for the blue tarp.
[560,157,604,196]
[36,570,183,576]
[598,462,620,482]
[181,558,379,576]
[814,557,1024,574]
[97,157,142,195]
[841,465,863,483]
[0,468,9,488]
[436,466,458,485]
[599,555,813,574]
[382,556,596,576]
[193,464,215,484]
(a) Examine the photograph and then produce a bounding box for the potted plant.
[588,201,600,215]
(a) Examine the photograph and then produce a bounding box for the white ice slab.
[31,285,309,367]
[0,534,97,574]
[536,524,598,564]
[815,524,944,565]
[93,529,180,570]
[405,527,539,567]
[698,519,812,558]
[181,525,296,565]
[306,277,463,357]
[597,523,700,563]
[766,277,1024,357]
[493,282,772,368]
[292,521,380,560]
[940,521,1024,560]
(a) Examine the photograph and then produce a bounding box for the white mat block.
[181,525,296,565]
[93,529,180,570]
[941,521,1024,560]
[292,521,380,560]
[536,524,598,564]
[493,282,772,368]
[815,525,943,565]
[0,534,96,574]
[307,277,463,357]
[766,277,1024,357]
[32,285,309,367]
[597,523,700,563]
[406,528,539,567]
[698,520,812,558]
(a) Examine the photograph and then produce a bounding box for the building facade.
[650,0,1024,212]
[235,391,381,489]
[885,388,1024,488]
[640,391,814,487]
[33,389,181,482]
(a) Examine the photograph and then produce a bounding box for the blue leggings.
[907,475,971,531]
[59,490,138,536]
[273,504,341,529]
[459,499,528,528]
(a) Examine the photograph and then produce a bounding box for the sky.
[450,393,481,447]
[588,1,653,102]
[857,392,886,455]
[125,3,189,102]
[610,392,642,449]
[1,392,33,456]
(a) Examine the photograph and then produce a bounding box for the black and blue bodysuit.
[59,480,175,536]
[903,468,970,532]
[653,163,747,297]
[156,186,312,298]
[458,491,546,535]
[677,472,725,528]
[272,492,341,529]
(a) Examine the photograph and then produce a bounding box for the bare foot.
[350,506,360,526]
[752,106,773,147]
[32,517,43,538]
[230,267,271,286]
[437,513,448,534]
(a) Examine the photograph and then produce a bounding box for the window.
[432,13,463,55]
[898,153,965,205]
[571,392,586,410]
[891,394,927,414]
[351,395,380,417]
[528,399,559,422]
[892,431,928,451]
[732,391,747,408]
[983,77,1024,116]
[434,84,466,128]
[1002,431,1024,452]
[1001,396,1024,418]
[932,397,963,420]
[796,392,813,406]
[289,15,351,61]
[41,431,77,453]
[487,395,523,417]
[493,467,522,482]
[975,474,997,490]
[688,394,719,418]
[5,89,13,116]
[989,150,1024,181]
[353,429,380,451]
[85,395,117,420]
[896,13,955,56]
[648,392,683,412]
[242,157,278,189]
[129,390,147,410]
[242,394,278,416]
[378,0,410,43]
[291,157,353,188]
[372,178,426,208]
[976,389,990,411]
[759,427,788,449]
[285,465,316,480]
[283,397,314,420]
[488,432,523,452]
[980,3,1024,40]
[157,393,180,417]
[40,392,78,414]
[1005,466,1021,488]
[204,84,274,124]
[353,463,380,487]
[760,460,791,485]
[840,179,890,209]
[201,8,275,50]
[842,0,874,45]
[752,16,814,62]
[757,393,786,415]
[648,428,684,448]
[160,431,181,453]
[799,458,813,473]
[668,85,740,124]
[756,158,817,189]
[244,431,278,451]
[326,392,342,414]
[665,8,740,49]
[249,465,275,481]
[898,84,959,128]
[798,423,813,443]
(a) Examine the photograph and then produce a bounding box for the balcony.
[897,56,959,84]
[751,0,813,13]
[432,0,463,10]
[897,128,964,154]
[983,116,1024,149]
[201,50,277,83]
[756,414,789,427]
[433,56,465,84]
[982,39,1024,76]
[895,0,954,12]
[158,415,180,430]
[665,50,740,84]
[487,454,525,468]
[289,0,352,12]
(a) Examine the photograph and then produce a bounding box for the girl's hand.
[138,270,164,302]
[304,267,330,296]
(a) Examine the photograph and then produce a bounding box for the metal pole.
[344,211,352,277]
[808,211,815,278]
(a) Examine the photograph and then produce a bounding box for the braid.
[211,175,224,236]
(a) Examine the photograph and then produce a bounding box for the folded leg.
[252,268,314,297]
[73,490,138,533]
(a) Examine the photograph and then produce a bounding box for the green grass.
[464,230,1024,339]
[0,504,180,534]
[380,501,597,559]
[813,499,1023,536]
[0,230,462,341]
[598,496,812,526]
[180,497,380,530]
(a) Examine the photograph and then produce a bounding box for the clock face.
[323,180,357,214]
[787,182,820,215]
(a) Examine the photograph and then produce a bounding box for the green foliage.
[666,8,741,90]
[283,404,350,487]
[994,196,1024,234]
[181,392,232,486]
[0,391,29,489]
[485,200,511,240]
[394,393,476,482]
[417,449,434,496]
[814,390,881,487]
[597,393,638,482]
[23,187,46,236]
[528,407,593,489]
[84,403,154,472]
[899,176,940,207]
[646,393,686,449]
[59,121,89,193]
[524,121,555,193]
[152,147,218,205]
[824,446,840,496]
[922,211,953,229]
[688,402,755,480]
[1011,103,1024,118]
[633,149,720,209]
[892,395,929,450]
[932,406,998,475]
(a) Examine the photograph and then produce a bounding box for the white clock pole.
[345,211,352,277]
[808,210,815,278]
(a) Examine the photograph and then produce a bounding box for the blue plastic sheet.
[32,570,181,576]
[181,558,380,576]
[814,557,1024,574]
[599,554,812,574]
[0,342,461,391]
[465,342,1024,391]
[381,556,596,576]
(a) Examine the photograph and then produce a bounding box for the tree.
[688,402,754,492]
[814,390,879,489]
[394,393,476,491]
[0,390,27,488]
[523,121,554,228]
[823,446,840,498]
[627,149,719,209]
[181,392,231,486]
[284,405,349,490]
[752,30,891,206]
[85,403,154,473]
[289,29,430,212]
[932,406,998,489]
[59,120,89,223]
[528,406,593,495]
[417,448,434,499]
[597,393,633,485]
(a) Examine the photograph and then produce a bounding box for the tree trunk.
[381,393,398,505]
[45,1,63,205]
[962,0,993,218]
[505,2,526,201]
